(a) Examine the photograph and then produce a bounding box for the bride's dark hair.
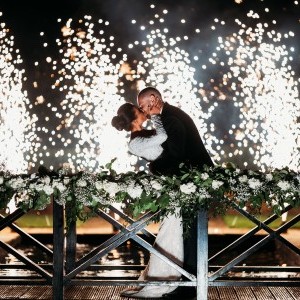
[111,102,136,131]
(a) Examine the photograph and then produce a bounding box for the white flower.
[248,170,255,176]
[126,183,143,199]
[94,195,111,205]
[229,178,237,185]
[29,183,43,191]
[138,179,151,194]
[238,175,248,183]
[101,181,120,196]
[8,177,26,189]
[140,178,150,185]
[235,168,241,174]
[41,176,51,185]
[0,176,3,185]
[248,178,262,189]
[180,182,197,194]
[265,174,273,181]
[211,180,224,189]
[15,191,32,206]
[43,185,54,195]
[198,188,212,199]
[150,180,163,190]
[63,177,70,185]
[95,181,103,190]
[277,180,291,191]
[76,179,87,187]
[201,173,209,180]
[52,180,66,192]
[168,191,178,202]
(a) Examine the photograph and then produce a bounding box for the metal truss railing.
[0,196,299,300]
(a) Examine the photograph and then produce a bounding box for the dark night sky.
[0,0,299,171]
[1,0,298,65]
[1,0,299,116]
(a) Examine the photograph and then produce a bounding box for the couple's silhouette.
[112,86,214,299]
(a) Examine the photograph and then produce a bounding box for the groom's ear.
[148,94,155,108]
[149,94,155,102]
[150,94,159,107]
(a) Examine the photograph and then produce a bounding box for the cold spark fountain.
[0,1,299,174]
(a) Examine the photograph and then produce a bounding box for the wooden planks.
[20,286,53,299]
[0,285,298,299]
[233,286,256,300]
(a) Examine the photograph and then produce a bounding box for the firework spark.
[0,1,299,173]
[0,20,38,173]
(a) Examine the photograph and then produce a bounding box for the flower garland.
[0,161,299,232]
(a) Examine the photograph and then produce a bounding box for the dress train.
[121,211,184,298]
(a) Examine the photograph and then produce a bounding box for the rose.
[29,183,43,191]
[265,174,273,181]
[201,173,209,180]
[277,180,291,191]
[151,180,163,191]
[41,176,51,185]
[238,175,248,183]
[180,182,197,194]
[126,183,143,199]
[8,177,26,189]
[63,177,70,185]
[76,179,87,187]
[248,178,262,189]
[234,168,241,174]
[95,181,103,190]
[101,181,120,196]
[52,180,66,192]
[211,180,224,189]
[43,185,54,195]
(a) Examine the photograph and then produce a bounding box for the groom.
[137,87,214,299]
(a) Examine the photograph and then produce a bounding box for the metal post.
[65,201,77,273]
[197,208,208,300]
[53,197,65,300]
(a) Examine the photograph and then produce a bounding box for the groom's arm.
[149,116,186,175]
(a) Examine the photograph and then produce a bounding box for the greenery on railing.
[0,160,299,232]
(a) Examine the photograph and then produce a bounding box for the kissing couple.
[111,86,214,299]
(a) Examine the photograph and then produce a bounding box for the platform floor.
[0,285,299,299]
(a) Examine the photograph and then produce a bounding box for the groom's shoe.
[162,286,196,299]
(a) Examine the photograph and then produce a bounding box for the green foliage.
[0,161,299,232]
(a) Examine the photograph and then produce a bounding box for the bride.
[111,102,184,298]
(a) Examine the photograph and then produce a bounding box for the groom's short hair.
[138,87,162,100]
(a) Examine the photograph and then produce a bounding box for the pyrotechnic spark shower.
[198,11,299,171]
[0,18,38,173]
[43,16,134,173]
[0,1,299,173]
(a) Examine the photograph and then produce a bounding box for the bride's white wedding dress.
[121,115,184,298]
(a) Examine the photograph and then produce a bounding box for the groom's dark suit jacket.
[149,102,214,276]
[149,102,214,175]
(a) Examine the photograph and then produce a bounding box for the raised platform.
[0,285,299,299]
